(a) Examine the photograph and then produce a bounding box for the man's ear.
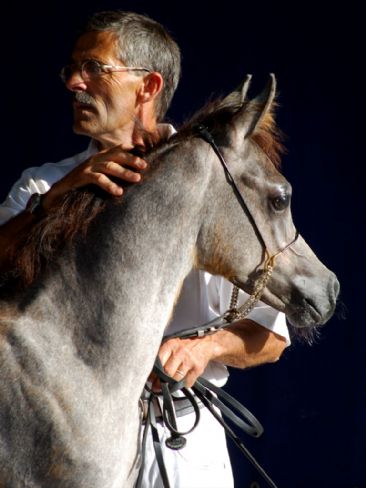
[137,72,164,104]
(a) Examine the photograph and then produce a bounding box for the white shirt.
[0,132,290,384]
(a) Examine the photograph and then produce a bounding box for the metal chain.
[225,256,275,323]
[229,283,240,311]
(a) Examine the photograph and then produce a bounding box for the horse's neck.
[31,141,210,391]
[0,142,212,487]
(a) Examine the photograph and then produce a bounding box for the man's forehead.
[72,31,120,61]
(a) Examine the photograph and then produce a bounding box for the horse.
[0,74,339,487]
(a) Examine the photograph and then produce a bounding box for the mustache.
[73,91,96,106]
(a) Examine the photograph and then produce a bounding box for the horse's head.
[189,74,339,330]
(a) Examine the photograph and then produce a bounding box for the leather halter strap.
[196,124,268,252]
[196,123,299,259]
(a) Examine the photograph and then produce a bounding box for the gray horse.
[0,75,339,487]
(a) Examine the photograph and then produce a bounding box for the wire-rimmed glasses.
[60,59,151,83]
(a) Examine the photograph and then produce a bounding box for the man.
[0,11,288,488]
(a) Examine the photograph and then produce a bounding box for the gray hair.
[84,11,181,121]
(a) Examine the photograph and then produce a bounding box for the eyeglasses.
[60,59,151,83]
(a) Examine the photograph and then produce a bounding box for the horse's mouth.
[231,275,338,329]
[287,298,330,328]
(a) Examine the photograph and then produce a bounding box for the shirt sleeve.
[0,167,46,224]
[0,146,93,225]
[205,273,291,346]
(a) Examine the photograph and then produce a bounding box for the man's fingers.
[159,339,186,376]
[113,154,147,170]
[184,371,197,389]
[158,340,176,366]
[162,354,184,378]
[91,173,124,196]
[99,146,148,170]
[103,161,142,182]
[45,150,146,204]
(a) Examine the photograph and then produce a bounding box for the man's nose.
[65,70,88,92]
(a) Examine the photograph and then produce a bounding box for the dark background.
[1,1,363,487]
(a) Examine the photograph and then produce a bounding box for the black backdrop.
[1,2,363,487]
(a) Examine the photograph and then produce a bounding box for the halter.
[164,125,299,341]
[196,123,299,320]
[138,126,300,488]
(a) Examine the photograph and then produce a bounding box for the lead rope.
[136,359,278,488]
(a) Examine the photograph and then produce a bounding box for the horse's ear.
[238,74,252,103]
[234,73,277,138]
[222,74,252,106]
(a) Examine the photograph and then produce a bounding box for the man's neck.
[95,117,158,151]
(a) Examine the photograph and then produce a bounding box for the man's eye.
[84,60,102,75]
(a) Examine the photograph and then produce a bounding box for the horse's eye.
[271,194,290,212]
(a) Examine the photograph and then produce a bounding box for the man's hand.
[156,336,216,388]
[152,321,287,390]
[42,145,147,211]
[0,144,148,271]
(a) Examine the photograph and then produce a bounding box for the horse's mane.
[1,91,285,295]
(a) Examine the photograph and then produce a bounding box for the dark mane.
[1,91,286,294]
[1,188,110,295]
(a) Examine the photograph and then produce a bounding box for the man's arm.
[158,320,287,388]
[0,145,147,271]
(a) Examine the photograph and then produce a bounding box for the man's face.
[66,31,144,145]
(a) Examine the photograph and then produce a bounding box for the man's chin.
[72,121,97,137]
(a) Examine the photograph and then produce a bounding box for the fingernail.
[139,160,148,169]
[115,187,123,196]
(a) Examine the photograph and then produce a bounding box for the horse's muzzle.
[287,272,340,328]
